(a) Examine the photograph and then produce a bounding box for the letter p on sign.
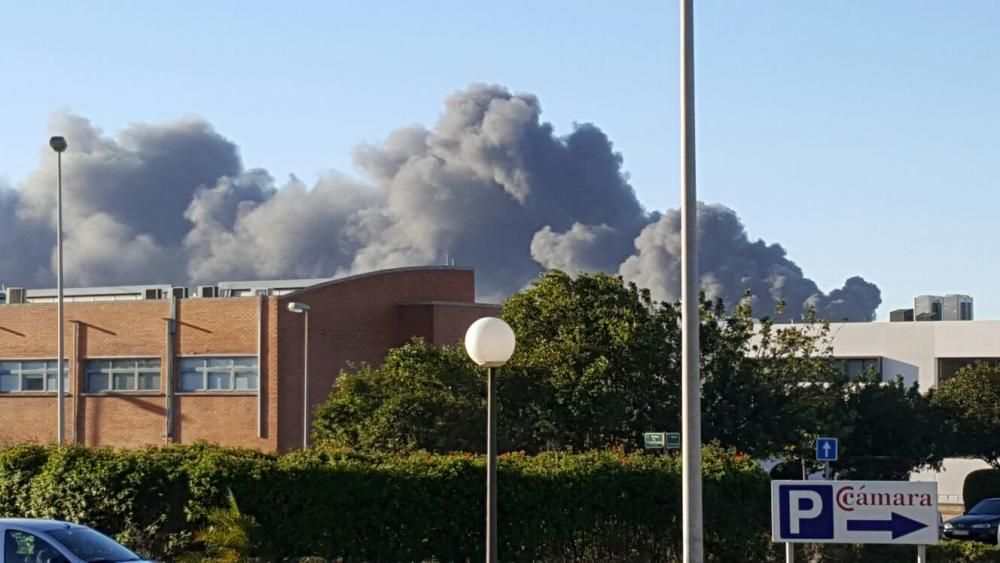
[778,484,835,540]
[789,490,823,533]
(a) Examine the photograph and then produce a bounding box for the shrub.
[0,442,769,562]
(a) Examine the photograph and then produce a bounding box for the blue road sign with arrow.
[771,480,939,545]
[816,437,838,462]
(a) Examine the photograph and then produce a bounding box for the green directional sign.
[666,432,681,450]
[643,432,666,449]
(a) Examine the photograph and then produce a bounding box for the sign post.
[666,432,681,450]
[815,437,838,480]
[643,432,665,450]
[772,480,938,562]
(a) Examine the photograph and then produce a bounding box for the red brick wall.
[275,268,478,450]
[0,267,486,452]
[0,298,272,449]
[431,303,502,346]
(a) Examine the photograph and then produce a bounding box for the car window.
[969,499,1000,515]
[47,527,139,561]
[4,530,69,563]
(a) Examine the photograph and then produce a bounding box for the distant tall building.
[942,294,974,321]
[914,295,943,321]
[912,294,973,321]
[890,308,914,322]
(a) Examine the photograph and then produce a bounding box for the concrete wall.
[825,320,1000,390]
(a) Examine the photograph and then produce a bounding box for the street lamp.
[464,317,516,563]
[49,135,67,446]
[287,301,311,449]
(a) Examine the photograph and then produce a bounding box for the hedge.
[0,443,770,562]
[965,469,1000,512]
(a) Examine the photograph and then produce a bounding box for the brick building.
[0,267,499,451]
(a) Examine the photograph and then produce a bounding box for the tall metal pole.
[680,0,703,561]
[486,366,498,563]
[56,150,65,446]
[302,310,309,449]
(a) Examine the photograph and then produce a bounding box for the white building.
[801,320,1000,505]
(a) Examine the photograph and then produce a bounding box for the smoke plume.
[4,83,880,320]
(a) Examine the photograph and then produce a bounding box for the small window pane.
[180,358,204,371]
[113,373,136,391]
[234,372,257,390]
[22,374,44,391]
[180,371,202,392]
[207,372,230,390]
[233,357,257,368]
[0,373,17,392]
[138,372,160,391]
[110,359,135,370]
[46,372,66,392]
[137,358,161,370]
[87,373,109,393]
[21,361,46,373]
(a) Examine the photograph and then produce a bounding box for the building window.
[832,357,882,380]
[179,357,258,392]
[86,359,161,393]
[0,360,68,393]
[939,358,1000,382]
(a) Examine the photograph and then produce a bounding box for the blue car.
[943,498,1000,544]
[1,519,152,563]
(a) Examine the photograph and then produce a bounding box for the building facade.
[0,267,499,451]
[780,319,1000,505]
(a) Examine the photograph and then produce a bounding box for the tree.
[700,297,841,459]
[500,271,681,451]
[933,363,1000,468]
[833,372,946,479]
[311,342,485,452]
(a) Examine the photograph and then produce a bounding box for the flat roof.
[7,266,472,300]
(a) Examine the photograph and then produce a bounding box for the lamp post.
[49,135,67,446]
[464,317,516,563]
[680,0,704,561]
[287,301,311,449]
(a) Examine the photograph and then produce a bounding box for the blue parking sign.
[816,437,838,461]
[778,483,835,540]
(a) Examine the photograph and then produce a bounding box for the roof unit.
[6,288,25,305]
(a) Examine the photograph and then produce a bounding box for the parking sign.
[771,480,938,545]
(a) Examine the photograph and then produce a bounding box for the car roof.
[0,519,81,532]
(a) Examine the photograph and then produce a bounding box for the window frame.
[177,355,259,393]
[84,357,162,394]
[0,359,69,394]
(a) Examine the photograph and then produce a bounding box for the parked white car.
[1,519,152,563]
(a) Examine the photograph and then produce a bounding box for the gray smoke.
[4,83,880,320]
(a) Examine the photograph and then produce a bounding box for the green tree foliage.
[701,297,840,459]
[312,270,944,479]
[312,342,484,452]
[833,373,946,479]
[178,490,257,562]
[933,363,1000,468]
[500,271,681,451]
[962,469,1000,512]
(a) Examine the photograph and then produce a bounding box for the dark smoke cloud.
[4,84,880,320]
[612,204,881,321]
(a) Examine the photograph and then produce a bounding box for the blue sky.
[1,1,997,319]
